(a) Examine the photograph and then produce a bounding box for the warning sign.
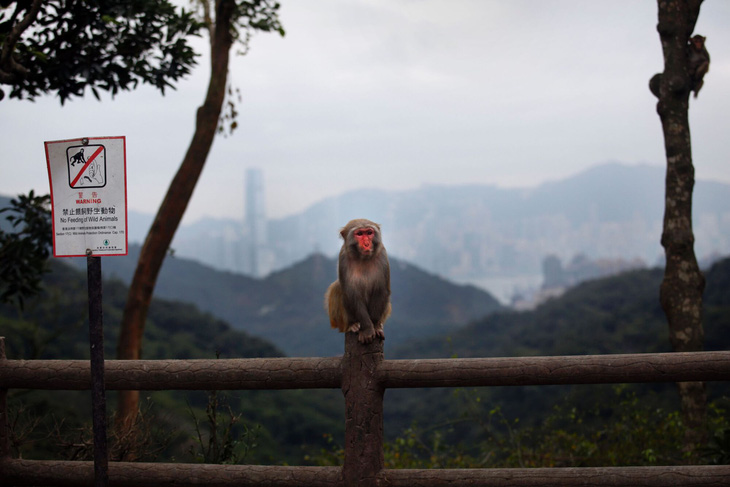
[45,136,127,257]
[67,144,106,188]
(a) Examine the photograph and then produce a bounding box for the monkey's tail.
[324,281,348,332]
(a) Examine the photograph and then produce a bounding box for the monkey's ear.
[339,227,347,240]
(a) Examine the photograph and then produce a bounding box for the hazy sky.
[2,1,729,222]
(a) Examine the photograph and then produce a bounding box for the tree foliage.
[0,191,51,308]
[195,0,285,135]
[313,388,730,469]
[0,0,201,102]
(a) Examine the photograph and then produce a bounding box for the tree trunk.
[651,0,707,456]
[115,0,235,439]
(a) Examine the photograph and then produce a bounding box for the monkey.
[324,219,391,344]
[649,34,710,100]
[688,34,710,98]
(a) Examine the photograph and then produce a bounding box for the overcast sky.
[2,1,729,222]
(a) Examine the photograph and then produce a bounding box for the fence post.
[0,336,9,458]
[342,333,384,486]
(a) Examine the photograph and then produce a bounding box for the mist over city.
[131,162,729,306]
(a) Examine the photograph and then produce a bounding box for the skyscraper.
[245,168,267,277]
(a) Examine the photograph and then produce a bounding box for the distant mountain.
[112,162,730,301]
[68,246,502,357]
[266,162,730,279]
[5,161,729,307]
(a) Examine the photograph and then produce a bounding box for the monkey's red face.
[354,227,376,255]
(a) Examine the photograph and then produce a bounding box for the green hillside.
[384,258,730,451]
[3,252,729,466]
[67,247,503,357]
[395,257,730,359]
[0,260,343,464]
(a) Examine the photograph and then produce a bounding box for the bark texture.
[378,351,730,388]
[0,357,343,390]
[115,0,236,434]
[2,459,730,487]
[378,465,730,487]
[650,0,707,454]
[3,352,730,391]
[0,459,342,487]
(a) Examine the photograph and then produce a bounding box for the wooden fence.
[2,333,730,486]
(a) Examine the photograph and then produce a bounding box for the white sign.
[45,136,128,257]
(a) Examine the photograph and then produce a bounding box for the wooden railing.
[2,334,730,486]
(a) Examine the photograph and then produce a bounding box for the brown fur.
[688,34,710,98]
[324,219,391,343]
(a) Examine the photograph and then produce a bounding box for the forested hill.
[0,260,345,465]
[393,256,730,359]
[0,259,283,361]
[67,246,503,357]
[383,257,730,444]
[2,250,729,464]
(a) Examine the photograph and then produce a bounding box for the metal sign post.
[87,250,108,487]
[45,136,127,487]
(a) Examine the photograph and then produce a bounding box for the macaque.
[688,34,710,98]
[650,34,711,100]
[324,219,391,344]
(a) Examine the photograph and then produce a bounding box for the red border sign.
[45,136,128,257]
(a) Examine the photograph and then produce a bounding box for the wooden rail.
[2,335,730,486]
[2,459,730,487]
[0,356,342,390]
[3,351,729,390]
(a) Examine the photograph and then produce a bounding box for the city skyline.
[140,162,730,303]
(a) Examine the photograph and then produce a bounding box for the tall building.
[245,168,268,277]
